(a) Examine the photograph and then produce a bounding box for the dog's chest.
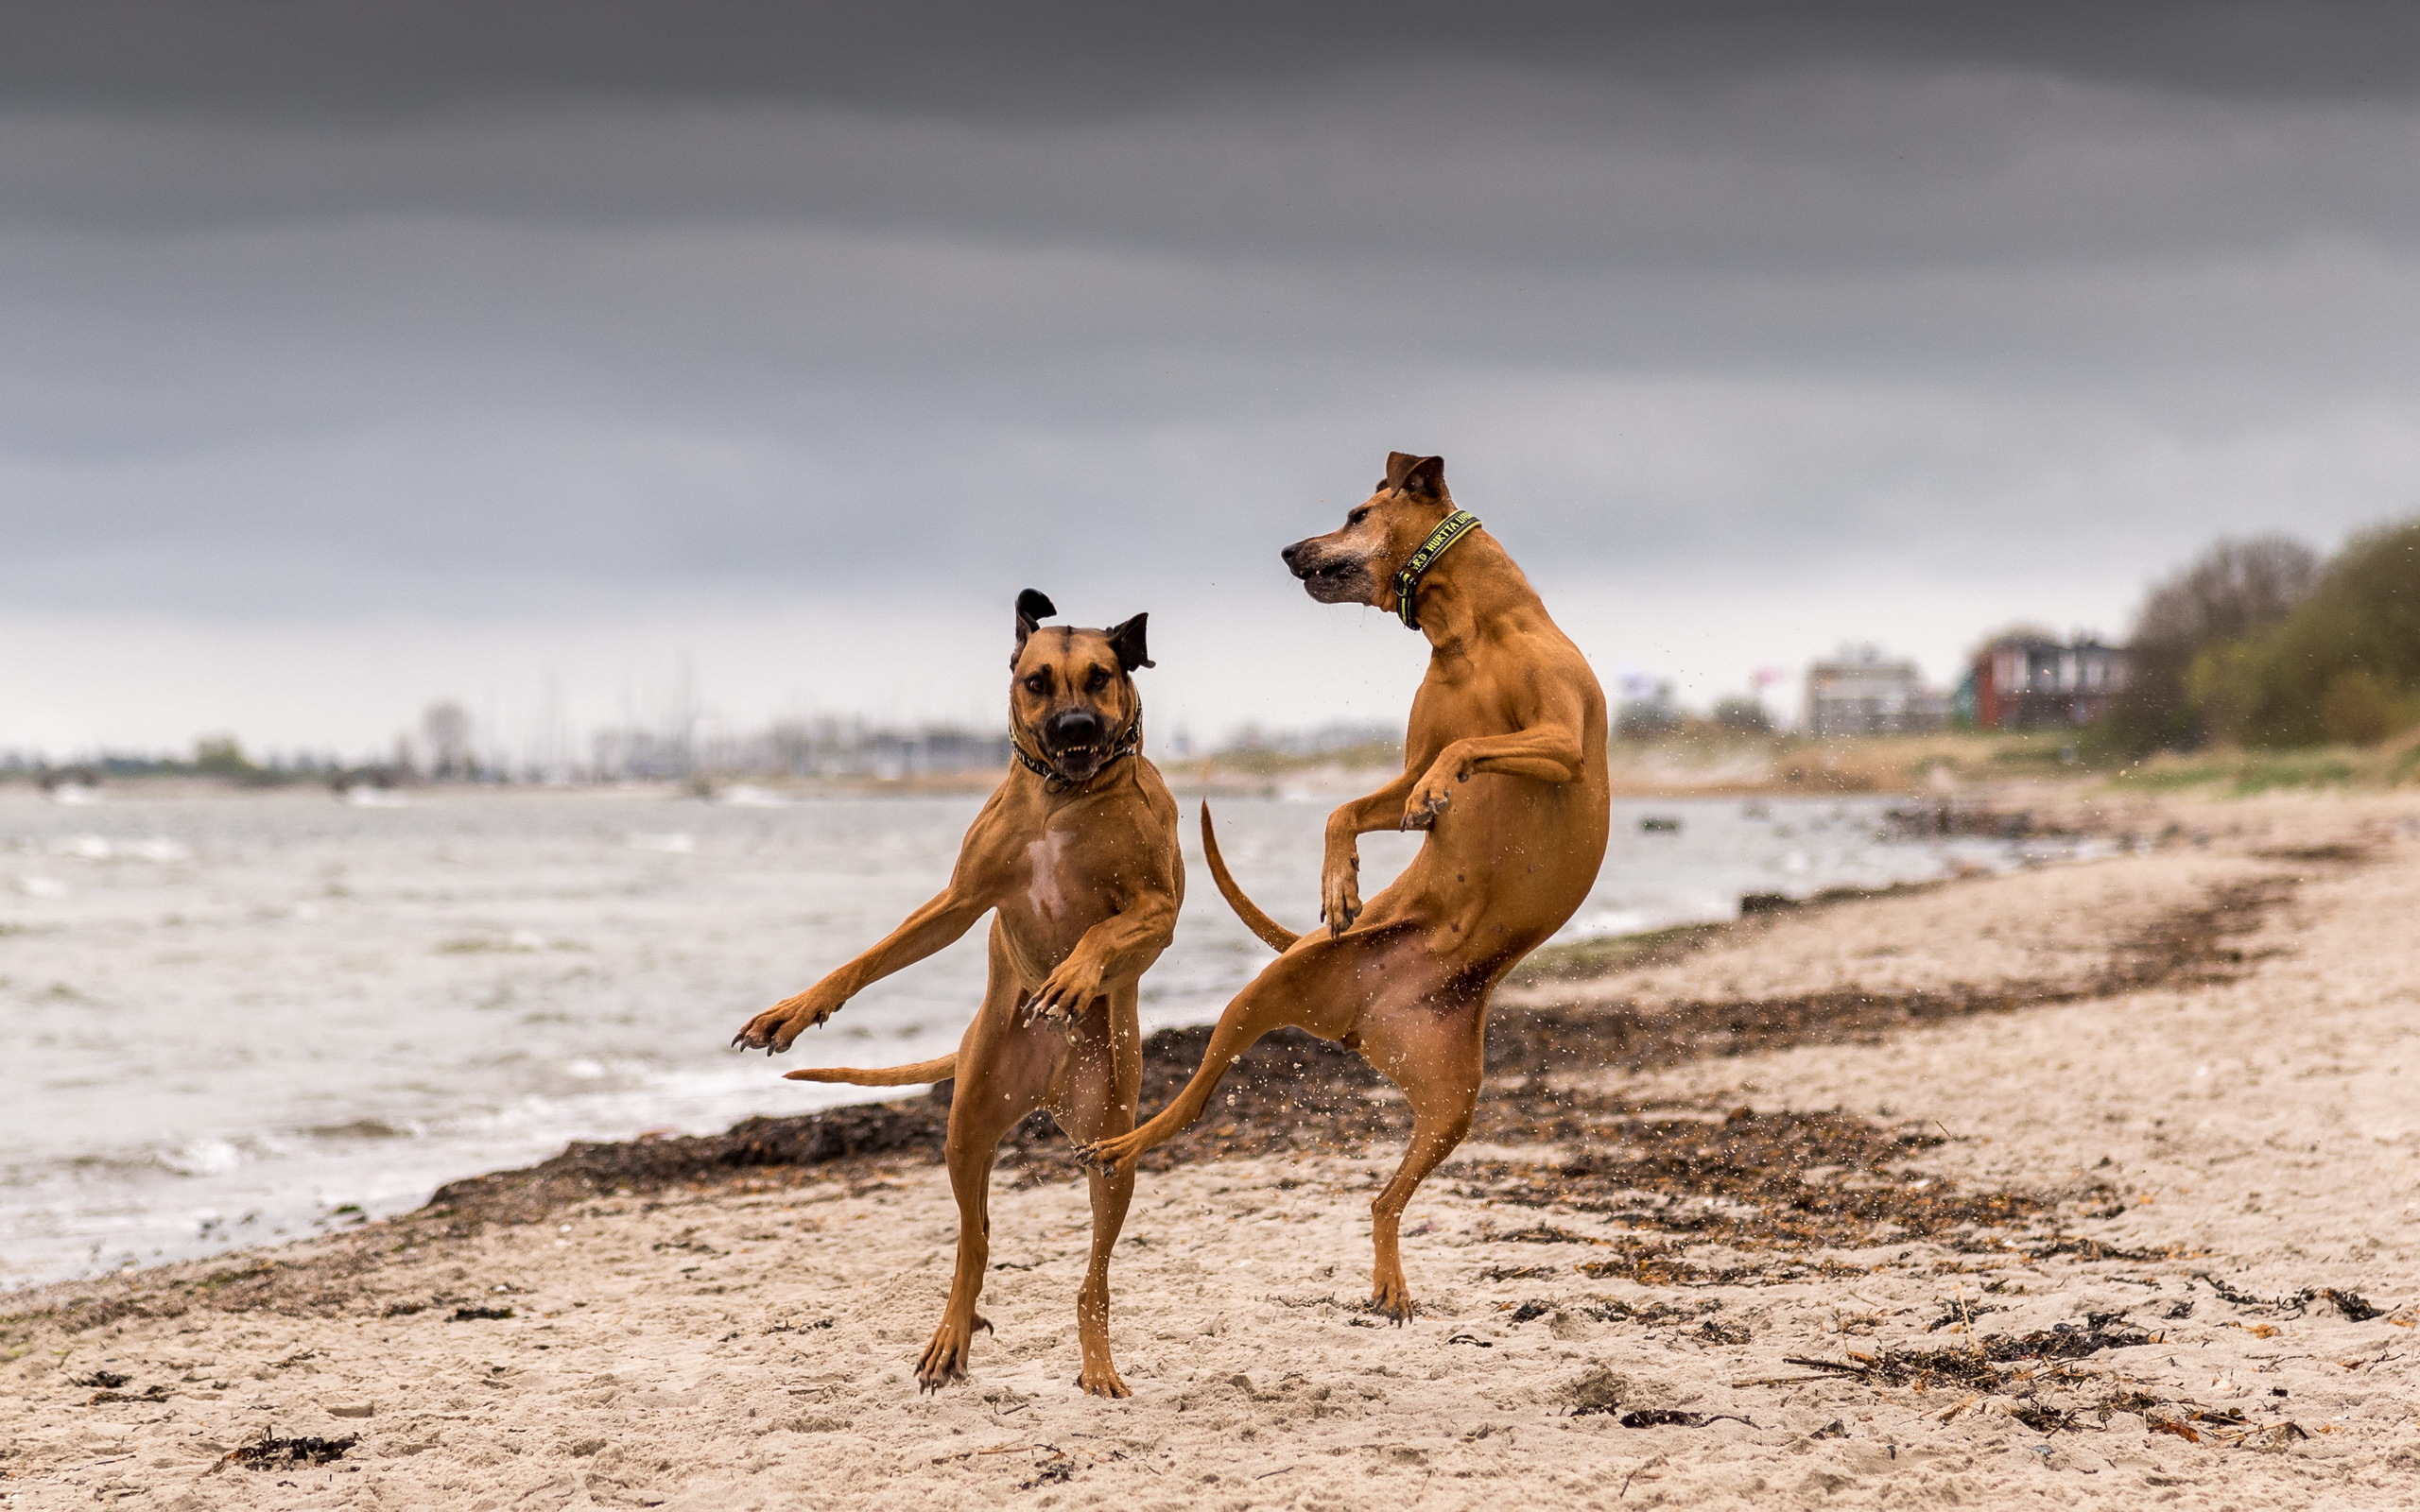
[1410,666,1510,747]
[1023,829,1073,919]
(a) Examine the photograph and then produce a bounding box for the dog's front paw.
[1076,1131,1145,1172]
[1401,770,1457,831]
[1320,855,1363,935]
[731,991,838,1054]
[1026,956,1106,1025]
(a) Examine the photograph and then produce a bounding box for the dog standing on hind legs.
[731,591,1181,1396]
[1082,452,1610,1320]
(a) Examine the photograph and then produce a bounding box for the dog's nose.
[1045,709,1106,747]
[1281,539,1312,571]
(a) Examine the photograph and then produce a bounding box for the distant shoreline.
[15,724,2407,803]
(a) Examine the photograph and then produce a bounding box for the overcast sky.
[5,2,2419,759]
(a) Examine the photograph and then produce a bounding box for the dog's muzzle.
[1041,710,1111,779]
[1283,538,1366,602]
[1013,705,1142,791]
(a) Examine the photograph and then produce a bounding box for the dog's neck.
[1398,530,1549,656]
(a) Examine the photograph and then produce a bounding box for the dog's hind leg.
[919,949,1056,1393]
[1050,987,1144,1398]
[1356,989,1488,1323]
[1080,932,1397,1170]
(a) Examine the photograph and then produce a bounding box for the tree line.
[2100,518,2420,754]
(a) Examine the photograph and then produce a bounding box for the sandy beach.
[7,788,2419,1510]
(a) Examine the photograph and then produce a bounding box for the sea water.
[0,786,2057,1286]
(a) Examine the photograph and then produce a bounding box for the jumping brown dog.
[732,591,1182,1397]
[1080,453,1609,1319]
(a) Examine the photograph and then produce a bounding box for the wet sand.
[6,790,2419,1510]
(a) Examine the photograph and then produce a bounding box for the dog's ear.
[1105,613,1153,672]
[1013,589,1056,664]
[1384,453,1446,502]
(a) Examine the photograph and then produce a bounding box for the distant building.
[1962,633,2129,730]
[1614,679,1683,740]
[1804,646,1947,736]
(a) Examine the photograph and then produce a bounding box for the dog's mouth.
[1031,716,1125,782]
[1041,738,1108,781]
[1292,555,1371,603]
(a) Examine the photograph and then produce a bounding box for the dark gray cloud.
[12,1,2420,116]
[2,3,2417,748]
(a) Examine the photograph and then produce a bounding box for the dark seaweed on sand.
[228,1434,358,1468]
[1787,1314,2153,1392]
[2194,1272,2387,1321]
[402,866,2312,1263]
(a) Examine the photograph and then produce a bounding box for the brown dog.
[732,590,1182,1396]
[1081,453,1610,1319]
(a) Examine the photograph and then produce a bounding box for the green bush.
[194,734,254,777]
[2097,535,2318,755]
[2187,520,2420,749]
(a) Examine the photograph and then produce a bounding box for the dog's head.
[1009,589,1152,785]
[1280,452,1456,609]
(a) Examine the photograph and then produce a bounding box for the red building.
[1963,633,2130,730]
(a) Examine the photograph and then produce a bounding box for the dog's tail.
[1201,801,1301,953]
[782,1053,958,1087]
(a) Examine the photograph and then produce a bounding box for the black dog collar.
[1391,509,1482,630]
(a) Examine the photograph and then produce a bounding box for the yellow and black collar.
[1391,509,1482,630]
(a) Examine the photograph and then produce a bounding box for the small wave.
[713,784,790,808]
[1554,907,1653,941]
[155,1137,244,1177]
[627,833,696,854]
[437,928,563,954]
[301,1118,424,1142]
[44,835,193,863]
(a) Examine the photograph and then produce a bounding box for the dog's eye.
[1084,667,1111,693]
[1023,673,1051,695]
[1347,507,1370,524]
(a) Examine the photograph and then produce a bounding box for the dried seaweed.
[393,867,2308,1232]
[1786,1349,2001,1391]
[2192,1273,2386,1320]
[1616,1408,1756,1429]
[226,1434,358,1469]
[1017,1451,1076,1488]
[1785,1316,2150,1393]
[1576,1297,1726,1326]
